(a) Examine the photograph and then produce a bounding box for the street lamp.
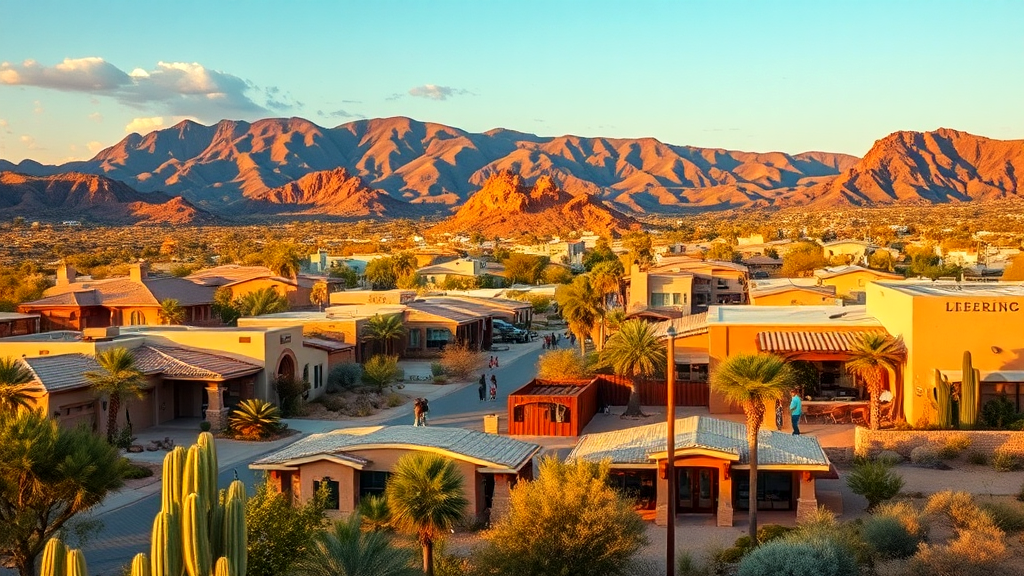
[665,324,677,576]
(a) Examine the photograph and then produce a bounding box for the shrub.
[909,445,940,466]
[873,500,927,539]
[847,460,904,510]
[199,420,212,432]
[361,354,400,390]
[861,515,920,558]
[982,395,1020,429]
[966,451,988,465]
[981,501,1024,533]
[875,450,904,465]
[327,362,362,392]
[229,399,282,440]
[385,392,404,408]
[937,434,972,460]
[736,537,858,576]
[911,492,1008,576]
[120,458,154,480]
[536,348,593,380]
[357,493,391,532]
[711,546,746,564]
[438,344,485,381]
[430,362,446,377]
[992,449,1022,472]
[318,395,348,412]
[274,374,309,417]
[757,524,794,544]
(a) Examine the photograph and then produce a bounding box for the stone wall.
[855,427,1024,458]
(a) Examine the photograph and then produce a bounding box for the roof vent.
[83,326,120,341]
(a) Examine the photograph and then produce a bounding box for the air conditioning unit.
[83,327,120,341]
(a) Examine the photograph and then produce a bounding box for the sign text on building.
[945,301,1020,313]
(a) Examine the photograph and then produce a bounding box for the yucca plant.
[229,399,282,440]
[358,494,392,532]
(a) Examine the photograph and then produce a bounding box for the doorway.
[677,467,717,513]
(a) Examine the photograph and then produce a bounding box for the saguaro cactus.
[183,493,212,576]
[223,483,247,576]
[932,369,952,429]
[213,557,232,576]
[960,351,980,429]
[161,447,185,513]
[131,553,151,576]
[150,505,182,576]
[40,538,67,576]
[66,549,89,576]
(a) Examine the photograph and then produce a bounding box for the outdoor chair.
[825,405,852,424]
[851,406,870,426]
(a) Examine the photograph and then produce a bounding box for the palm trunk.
[422,539,433,576]
[107,393,121,444]
[748,433,759,542]
[869,374,881,430]
[622,378,644,417]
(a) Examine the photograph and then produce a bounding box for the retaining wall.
[855,427,1024,458]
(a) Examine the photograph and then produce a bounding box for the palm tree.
[292,514,417,576]
[85,347,145,444]
[159,298,187,325]
[846,333,906,430]
[310,281,329,311]
[362,314,405,355]
[0,356,37,414]
[555,275,603,355]
[236,287,289,317]
[599,319,666,418]
[385,453,468,576]
[711,353,795,541]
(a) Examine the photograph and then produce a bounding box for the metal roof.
[252,425,540,472]
[510,378,596,398]
[875,281,1024,298]
[813,265,901,280]
[568,416,829,469]
[756,329,885,354]
[651,312,710,339]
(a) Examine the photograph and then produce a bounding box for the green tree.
[291,514,418,576]
[536,349,593,381]
[599,319,666,418]
[711,353,795,541]
[781,241,827,277]
[213,286,241,324]
[503,254,548,285]
[236,287,289,317]
[472,457,648,576]
[362,314,406,355]
[0,357,36,414]
[85,347,145,444]
[556,275,604,355]
[310,281,329,311]
[365,258,399,290]
[328,262,361,288]
[705,242,742,263]
[385,453,468,576]
[396,272,423,290]
[361,355,401,391]
[582,237,618,271]
[846,334,905,430]
[0,410,126,576]
[246,477,329,576]
[540,264,573,285]
[621,231,655,270]
[158,298,187,325]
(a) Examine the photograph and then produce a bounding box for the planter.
[855,426,1024,458]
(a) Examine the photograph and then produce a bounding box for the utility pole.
[665,324,677,576]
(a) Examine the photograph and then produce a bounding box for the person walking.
[789,389,803,435]
[494,356,499,368]
[478,374,487,402]
[413,398,424,427]
[489,374,497,401]
[419,398,429,426]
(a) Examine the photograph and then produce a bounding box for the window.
[735,472,793,511]
[129,311,146,325]
[548,403,570,423]
[672,293,682,305]
[426,328,451,349]
[302,364,310,383]
[513,405,524,422]
[313,479,340,510]
[408,329,421,349]
[359,471,390,498]
[651,293,669,306]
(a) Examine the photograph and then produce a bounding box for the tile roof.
[756,329,886,354]
[186,265,277,286]
[252,425,540,472]
[568,416,829,468]
[132,345,263,380]
[21,354,98,393]
[405,302,482,324]
[32,276,215,307]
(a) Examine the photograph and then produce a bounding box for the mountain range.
[0,117,1022,225]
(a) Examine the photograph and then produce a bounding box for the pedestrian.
[419,398,429,426]
[543,335,549,349]
[775,398,784,431]
[789,389,802,435]
[494,356,499,368]
[488,355,495,369]
[413,398,424,427]
[489,375,497,401]
[478,374,486,402]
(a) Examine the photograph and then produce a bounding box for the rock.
[128,445,144,453]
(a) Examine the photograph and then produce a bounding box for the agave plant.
[229,399,282,439]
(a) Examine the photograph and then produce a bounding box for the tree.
[236,287,289,317]
[365,258,399,290]
[0,410,126,576]
[582,237,618,272]
[0,357,36,414]
[85,347,145,444]
[705,242,742,263]
[555,275,604,356]
[260,244,303,278]
[438,344,485,381]
[867,250,896,272]
[780,241,827,277]
[361,355,401,391]
[396,272,423,290]
[310,281,329,311]
[328,262,361,288]
[362,314,406,355]
[472,457,648,576]
[540,264,573,285]
[590,259,625,308]
[503,254,548,285]
[291,514,418,576]
[621,231,655,270]
[599,319,666,418]
[213,286,241,324]
[159,298,187,325]
[846,334,905,430]
[246,477,329,576]
[710,353,795,541]
[536,349,592,380]
[385,453,468,576]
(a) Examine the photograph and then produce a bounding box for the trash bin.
[484,414,499,434]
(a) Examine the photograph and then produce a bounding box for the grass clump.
[847,460,904,510]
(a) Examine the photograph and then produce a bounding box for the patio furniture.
[801,400,870,425]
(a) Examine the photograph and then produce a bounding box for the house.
[250,426,541,522]
[812,266,903,302]
[626,256,749,315]
[569,416,831,527]
[187,265,336,309]
[749,279,838,306]
[513,239,586,266]
[742,255,783,278]
[417,259,506,288]
[0,312,40,338]
[822,240,879,265]
[238,308,397,363]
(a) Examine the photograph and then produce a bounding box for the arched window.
[130,311,147,325]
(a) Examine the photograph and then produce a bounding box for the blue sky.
[1,0,1021,163]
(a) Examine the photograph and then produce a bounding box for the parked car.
[493,319,529,343]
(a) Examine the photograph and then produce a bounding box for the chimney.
[130,262,148,283]
[56,263,77,286]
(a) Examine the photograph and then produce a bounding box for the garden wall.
[855,427,1024,458]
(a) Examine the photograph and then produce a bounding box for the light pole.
[665,324,677,576]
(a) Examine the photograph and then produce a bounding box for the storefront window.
[426,328,452,349]
[735,472,793,511]
[608,470,656,509]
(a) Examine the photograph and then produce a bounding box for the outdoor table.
[801,400,869,424]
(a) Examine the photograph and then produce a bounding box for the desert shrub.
[120,458,154,480]
[230,399,283,439]
[911,491,1009,576]
[875,450,903,465]
[992,449,1022,472]
[937,434,972,459]
[873,500,927,539]
[980,501,1024,533]
[909,445,940,466]
[861,515,919,559]
[966,451,988,465]
[199,420,212,432]
[982,395,1020,429]
[711,546,746,564]
[433,539,471,576]
[736,537,857,576]
[536,348,593,380]
[361,354,400,390]
[430,362,446,377]
[349,395,374,417]
[357,493,391,532]
[847,460,904,510]
[327,362,362,392]
[317,395,347,412]
[274,374,309,417]
[385,391,404,407]
[438,344,485,381]
[757,524,794,544]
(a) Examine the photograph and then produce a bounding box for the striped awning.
[756,330,883,354]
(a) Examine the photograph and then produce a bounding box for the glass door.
[676,468,717,513]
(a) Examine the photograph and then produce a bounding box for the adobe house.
[250,426,540,522]
[187,265,339,310]
[568,416,831,526]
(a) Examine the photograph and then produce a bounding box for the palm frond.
[385,453,468,544]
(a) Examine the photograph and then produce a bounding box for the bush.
[875,450,904,465]
[361,354,400,390]
[327,362,362,392]
[535,348,593,380]
[873,500,927,539]
[199,420,212,432]
[357,493,391,532]
[967,451,988,465]
[711,546,746,564]
[120,458,154,480]
[992,449,1022,472]
[912,491,1009,576]
[937,434,972,460]
[430,362,446,377]
[384,392,404,408]
[757,524,794,544]
[229,399,283,440]
[736,537,858,576]
[910,445,940,466]
[438,344,485,381]
[861,515,920,558]
[274,374,310,417]
[981,501,1024,533]
[982,395,1020,429]
[847,460,904,510]
[318,395,348,412]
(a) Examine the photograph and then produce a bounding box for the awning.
[939,370,1024,383]
[756,330,885,354]
[675,353,710,365]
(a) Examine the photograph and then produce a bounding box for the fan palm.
[85,347,145,444]
[599,319,666,417]
[362,314,406,356]
[291,513,418,576]
[159,298,187,325]
[555,275,604,355]
[236,287,289,317]
[310,281,329,311]
[0,356,37,414]
[711,353,795,541]
[385,453,468,576]
[846,333,905,430]
[229,399,282,439]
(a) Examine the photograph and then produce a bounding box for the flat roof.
[875,281,1024,298]
[708,305,880,327]
[0,312,39,321]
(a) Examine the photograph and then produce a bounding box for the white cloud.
[19,135,43,150]
[33,100,43,114]
[86,141,104,154]
[125,116,165,134]
[0,118,8,132]
[407,84,469,101]
[88,111,103,122]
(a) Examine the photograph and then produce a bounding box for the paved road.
[66,340,551,576]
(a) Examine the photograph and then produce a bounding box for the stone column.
[717,464,734,527]
[490,474,513,523]
[205,383,229,430]
[796,471,818,522]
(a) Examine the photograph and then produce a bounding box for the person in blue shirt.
[789,389,802,435]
